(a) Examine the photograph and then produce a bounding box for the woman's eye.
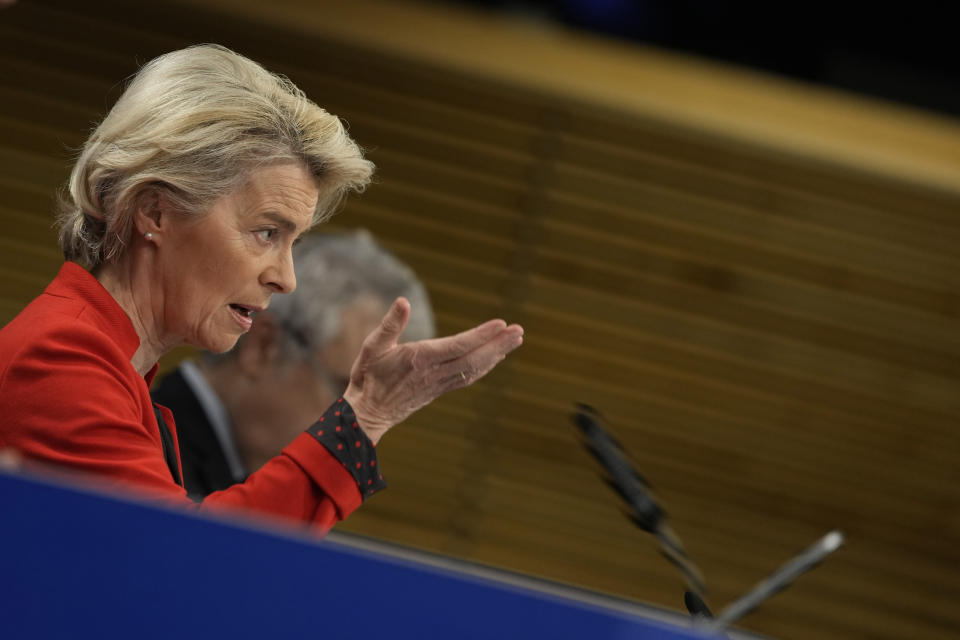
[255,229,277,243]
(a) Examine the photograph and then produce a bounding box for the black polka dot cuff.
[306,397,386,500]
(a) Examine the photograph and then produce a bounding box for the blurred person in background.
[0,44,523,531]
[152,230,436,499]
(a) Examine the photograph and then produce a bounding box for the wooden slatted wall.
[2,1,958,638]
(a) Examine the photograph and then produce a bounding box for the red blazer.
[0,262,384,531]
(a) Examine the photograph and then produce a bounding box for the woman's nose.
[262,249,297,293]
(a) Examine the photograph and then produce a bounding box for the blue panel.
[0,469,711,639]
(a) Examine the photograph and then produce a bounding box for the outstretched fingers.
[432,324,524,389]
[414,318,514,367]
[345,316,524,442]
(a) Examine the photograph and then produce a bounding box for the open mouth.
[229,304,254,318]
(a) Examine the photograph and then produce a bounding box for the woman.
[0,45,523,530]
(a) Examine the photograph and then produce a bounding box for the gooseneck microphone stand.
[573,404,845,637]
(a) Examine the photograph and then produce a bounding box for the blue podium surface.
[0,467,734,639]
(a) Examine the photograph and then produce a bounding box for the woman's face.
[156,162,318,353]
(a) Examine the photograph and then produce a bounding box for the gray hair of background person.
[57,44,374,268]
[221,230,436,362]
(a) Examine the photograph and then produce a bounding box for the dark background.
[445,0,960,117]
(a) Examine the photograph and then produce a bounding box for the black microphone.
[684,590,713,619]
[572,403,706,597]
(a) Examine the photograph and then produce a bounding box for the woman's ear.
[132,184,169,240]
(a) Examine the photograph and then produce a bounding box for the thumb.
[364,297,411,355]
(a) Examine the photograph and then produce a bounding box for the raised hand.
[342,297,523,444]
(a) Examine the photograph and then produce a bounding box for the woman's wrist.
[342,386,388,446]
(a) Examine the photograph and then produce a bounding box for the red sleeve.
[183,412,369,531]
[0,322,382,532]
[197,433,360,532]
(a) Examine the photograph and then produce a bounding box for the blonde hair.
[58,44,374,267]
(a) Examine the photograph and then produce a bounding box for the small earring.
[144,232,154,241]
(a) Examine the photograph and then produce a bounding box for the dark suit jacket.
[150,367,238,499]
